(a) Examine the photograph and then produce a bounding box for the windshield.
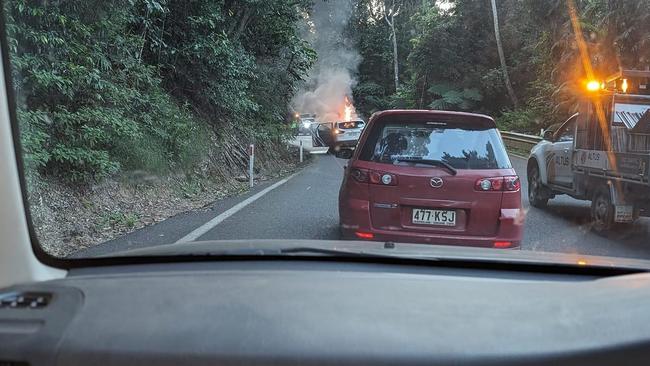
[6,0,650,269]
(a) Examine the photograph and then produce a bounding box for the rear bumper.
[339,199,523,249]
[334,139,359,148]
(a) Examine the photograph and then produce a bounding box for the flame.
[342,96,355,121]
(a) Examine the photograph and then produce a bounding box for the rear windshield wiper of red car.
[394,157,457,175]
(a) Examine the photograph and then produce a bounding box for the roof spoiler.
[370,110,496,129]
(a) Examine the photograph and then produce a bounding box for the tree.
[6,0,315,181]
[383,0,401,91]
[490,0,519,108]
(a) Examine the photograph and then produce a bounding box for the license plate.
[615,205,634,223]
[412,209,456,226]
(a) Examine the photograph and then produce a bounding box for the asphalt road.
[79,135,650,260]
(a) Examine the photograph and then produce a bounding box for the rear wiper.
[394,157,457,175]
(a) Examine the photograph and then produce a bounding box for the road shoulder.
[70,161,310,258]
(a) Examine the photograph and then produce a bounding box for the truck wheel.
[591,187,615,234]
[528,164,548,208]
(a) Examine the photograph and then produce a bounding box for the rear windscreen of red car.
[338,121,364,129]
[359,122,511,169]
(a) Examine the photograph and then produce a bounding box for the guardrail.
[500,131,543,154]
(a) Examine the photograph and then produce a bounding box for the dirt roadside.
[26,143,310,258]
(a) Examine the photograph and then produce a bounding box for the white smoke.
[292,0,361,122]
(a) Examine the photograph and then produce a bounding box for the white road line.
[175,172,299,243]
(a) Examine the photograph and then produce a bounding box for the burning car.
[310,96,365,153]
[312,119,366,153]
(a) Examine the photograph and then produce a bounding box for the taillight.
[493,241,513,248]
[355,231,374,239]
[475,176,520,191]
[350,168,397,186]
[475,177,503,191]
[504,176,521,191]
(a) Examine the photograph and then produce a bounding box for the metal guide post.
[248,144,255,188]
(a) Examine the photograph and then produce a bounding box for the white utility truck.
[527,69,650,232]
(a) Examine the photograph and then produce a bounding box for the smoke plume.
[292,0,361,122]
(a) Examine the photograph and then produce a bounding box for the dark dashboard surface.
[2,260,650,365]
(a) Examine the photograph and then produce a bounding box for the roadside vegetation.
[349,0,650,133]
[7,0,314,181]
[6,0,314,254]
[9,0,649,183]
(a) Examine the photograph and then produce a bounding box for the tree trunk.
[391,22,399,91]
[490,0,519,108]
[385,14,400,91]
[419,73,428,109]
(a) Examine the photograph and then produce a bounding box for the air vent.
[0,292,51,309]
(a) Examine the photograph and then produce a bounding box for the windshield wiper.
[215,246,415,259]
[279,246,420,258]
[394,157,457,175]
[111,243,441,262]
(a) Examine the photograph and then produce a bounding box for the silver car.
[312,119,365,152]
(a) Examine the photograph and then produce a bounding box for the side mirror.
[542,130,554,141]
[335,149,353,160]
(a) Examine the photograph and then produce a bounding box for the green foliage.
[350,0,650,131]
[97,211,139,231]
[496,108,547,134]
[17,109,51,170]
[353,82,389,114]
[388,80,419,109]
[427,84,483,111]
[177,177,204,199]
[349,0,422,114]
[6,0,314,183]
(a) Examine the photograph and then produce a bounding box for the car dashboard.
[1,259,650,365]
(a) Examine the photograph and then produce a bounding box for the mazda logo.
[430,177,444,188]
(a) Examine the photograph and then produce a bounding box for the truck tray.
[574,149,650,182]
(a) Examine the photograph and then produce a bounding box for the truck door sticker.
[574,149,608,170]
[555,155,570,166]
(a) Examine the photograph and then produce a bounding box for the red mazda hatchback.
[338,110,523,248]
